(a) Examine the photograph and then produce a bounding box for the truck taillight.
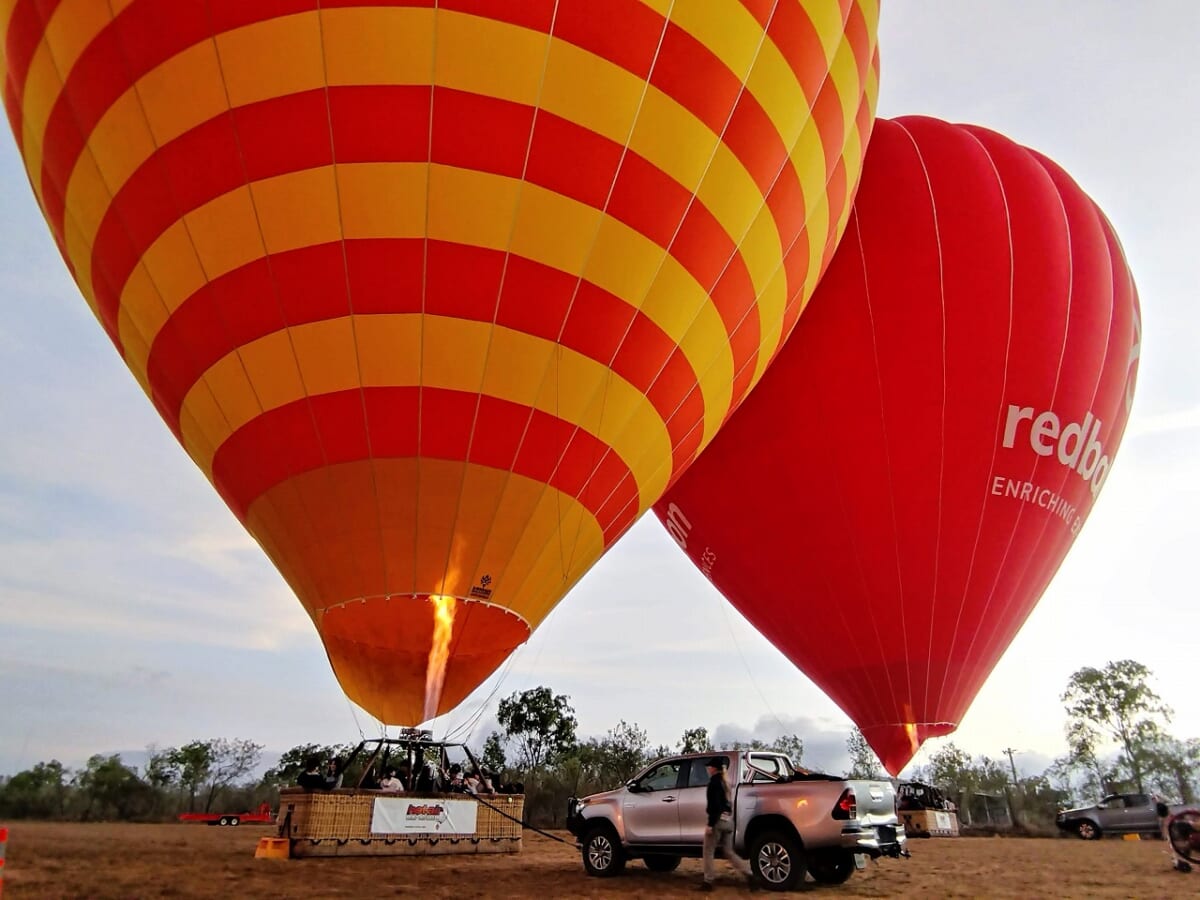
[833,789,857,820]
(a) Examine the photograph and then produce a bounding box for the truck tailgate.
[846,779,900,830]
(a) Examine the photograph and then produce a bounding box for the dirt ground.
[0,822,1191,899]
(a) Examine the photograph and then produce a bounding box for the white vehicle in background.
[567,749,908,891]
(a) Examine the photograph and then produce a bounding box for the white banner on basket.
[371,796,479,835]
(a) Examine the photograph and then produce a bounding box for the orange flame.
[423,595,457,722]
[904,721,919,756]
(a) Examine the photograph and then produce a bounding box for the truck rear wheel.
[582,825,626,877]
[808,849,855,884]
[750,829,805,892]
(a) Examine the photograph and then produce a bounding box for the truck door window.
[640,761,682,792]
[1125,794,1150,808]
[686,759,711,788]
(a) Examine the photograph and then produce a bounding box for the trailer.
[179,801,274,827]
[897,782,960,837]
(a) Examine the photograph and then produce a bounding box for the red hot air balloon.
[654,116,1141,775]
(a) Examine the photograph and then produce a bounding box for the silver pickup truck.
[566,749,907,891]
[1057,792,1190,839]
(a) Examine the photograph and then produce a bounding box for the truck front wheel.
[750,829,805,892]
[1076,820,1102,840]
[582,825,626,877]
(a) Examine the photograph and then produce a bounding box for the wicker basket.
[279,788,524,858]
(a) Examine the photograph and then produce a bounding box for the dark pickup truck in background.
[1057,792,1189,839]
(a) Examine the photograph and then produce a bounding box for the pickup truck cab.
[566,750,906,891]
[1057,792,1188,839]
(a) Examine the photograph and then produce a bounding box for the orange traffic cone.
[0,825,8,897]
[255,837,290,859]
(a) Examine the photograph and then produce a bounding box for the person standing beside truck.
[699,756,756,892]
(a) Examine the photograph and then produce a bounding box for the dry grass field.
[0,822,1190,899]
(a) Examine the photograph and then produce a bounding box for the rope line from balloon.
[471,794,573,846]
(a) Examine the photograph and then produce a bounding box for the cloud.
[1125,404,1200,440]
[712,714,855,774]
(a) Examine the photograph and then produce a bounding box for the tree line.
[844,659,1198,832]
[1,660,1194,830]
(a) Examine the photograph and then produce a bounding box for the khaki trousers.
[702,817,751,883]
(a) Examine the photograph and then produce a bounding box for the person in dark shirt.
[699,756,755,891]
[324,758,344,789]
[396,761,414,791]
[359,765,381,791]
[297,755,331,791]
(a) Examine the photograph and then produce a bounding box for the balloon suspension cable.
[343,694,367,744]
[715,588,789,742]
[439,621,538,744]
[441,651,523,745]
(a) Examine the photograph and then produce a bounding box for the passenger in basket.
[396,760,414,791]
[699,757,757,892]
[463,768,483,795]
[415,760,442,793]
[297,755,332,791]
[477,767,498,795]
[471,766,497,795]
[379,768,405,792]
[447,764,467,793]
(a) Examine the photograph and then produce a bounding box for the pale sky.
[2,2,1196,781]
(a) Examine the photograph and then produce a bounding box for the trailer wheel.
[218,816,230,826]
[750,829,805,892]
[228,817,240,827]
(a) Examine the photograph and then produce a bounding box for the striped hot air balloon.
[1,0,879,724]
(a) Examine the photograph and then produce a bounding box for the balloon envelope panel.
[656,116,1140,774]
[2,0,878,722]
